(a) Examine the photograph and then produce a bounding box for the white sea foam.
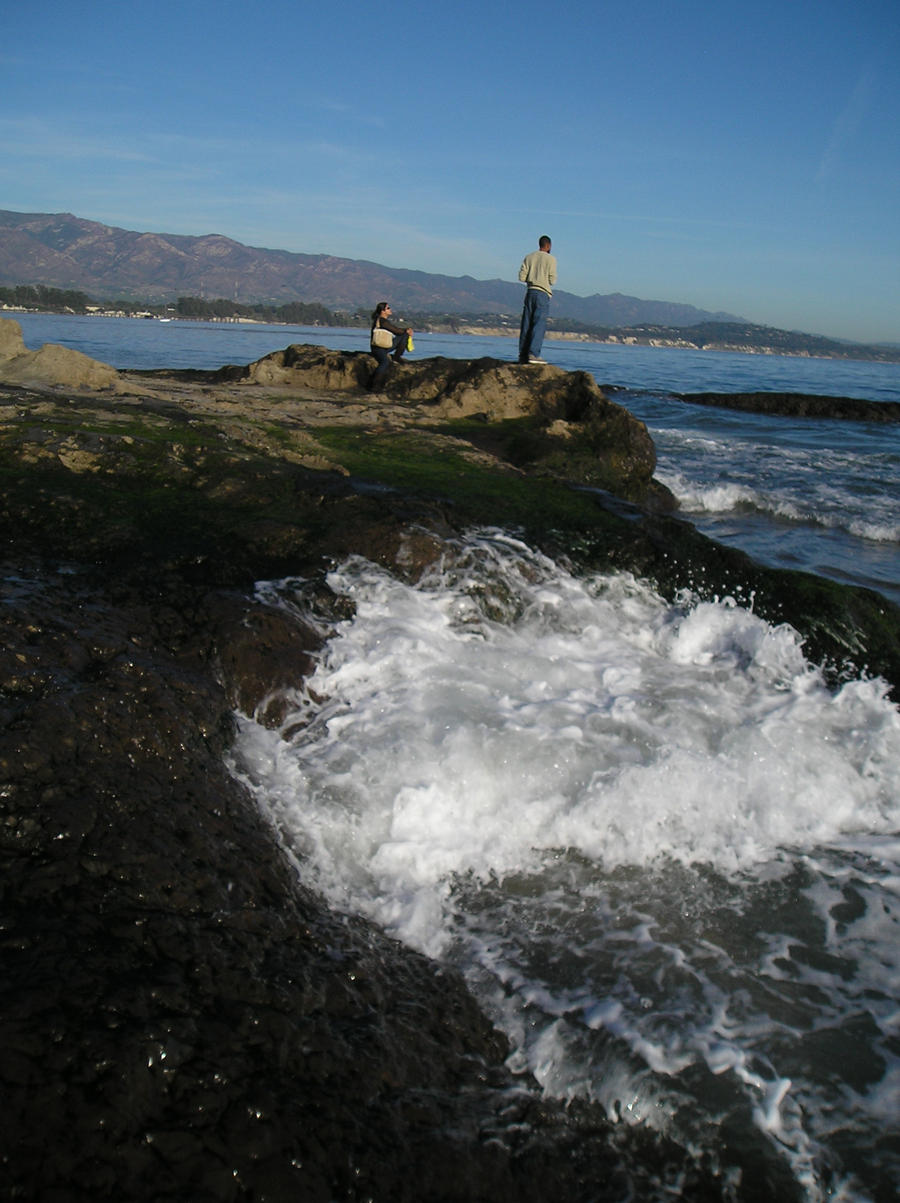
[652,418,900,555]
[230,533,900,1200]
[658,461,900,542]
[848,515,900,543]
[239,540,897,912]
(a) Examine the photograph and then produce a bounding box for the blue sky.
[3,0,898,343]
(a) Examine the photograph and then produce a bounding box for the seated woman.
[369,302,413,392]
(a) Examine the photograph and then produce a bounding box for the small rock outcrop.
[223,342,615,420]
[676,390,900,422]
[0,317,124,392]
[218,343,663,504]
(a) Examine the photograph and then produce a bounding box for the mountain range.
[0,209,743,329]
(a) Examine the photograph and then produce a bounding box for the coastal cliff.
[1,318,894,1201]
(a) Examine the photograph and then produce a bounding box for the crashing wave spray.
[231,530,900,1201]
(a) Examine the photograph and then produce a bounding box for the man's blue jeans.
[518,287,550,361]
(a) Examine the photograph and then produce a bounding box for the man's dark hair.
[539,235,552,249]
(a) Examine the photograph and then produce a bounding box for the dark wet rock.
[208,591,325,727]
[676,390,900,422]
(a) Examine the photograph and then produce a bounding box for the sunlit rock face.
[222,343,661,502]
[0,316,123,391]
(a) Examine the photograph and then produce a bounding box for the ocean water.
[13,313,900,1197]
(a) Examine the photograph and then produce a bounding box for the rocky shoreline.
[2,318,895,1200]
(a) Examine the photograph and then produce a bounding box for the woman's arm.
[377,317,411,336]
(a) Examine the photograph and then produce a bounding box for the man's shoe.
[528,355,547,364]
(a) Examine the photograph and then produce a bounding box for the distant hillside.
[589,321,899,363]
[0,209,742,329]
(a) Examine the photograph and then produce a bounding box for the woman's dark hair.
[371,301,390,325]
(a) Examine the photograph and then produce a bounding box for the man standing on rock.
[517,235,557,364]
